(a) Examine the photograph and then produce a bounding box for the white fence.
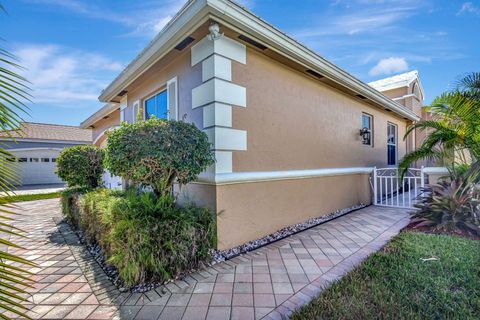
[373,167,425,208]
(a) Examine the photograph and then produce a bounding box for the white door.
[9,148,64,185]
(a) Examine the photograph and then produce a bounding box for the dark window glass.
[41,158,50,162]
[145,90,168,120]
[18,158,27,162]
[52,158,57,162]
[30,158,39,162]
[387,123,397,165]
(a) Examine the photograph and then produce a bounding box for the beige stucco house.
[80,0,425,250]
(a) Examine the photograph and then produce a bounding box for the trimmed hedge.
[62,188,216,286]
[104,118,215,197]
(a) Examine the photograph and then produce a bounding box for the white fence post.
[420,166,425,189]
[373,167,377,205]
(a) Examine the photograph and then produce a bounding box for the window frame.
[361,112,374,147]
[143,87,169,120]
[387,122,398,166]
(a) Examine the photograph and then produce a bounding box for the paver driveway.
[2,199,410,319]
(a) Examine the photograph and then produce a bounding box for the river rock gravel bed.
[212,204,366,262]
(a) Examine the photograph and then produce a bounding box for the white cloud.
[369,57,409,76]
[13,44,124,106]
[23,0,185,37]
[294,3,420,38]
[457,2,480,15]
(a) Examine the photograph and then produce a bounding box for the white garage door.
[9,148,64,185]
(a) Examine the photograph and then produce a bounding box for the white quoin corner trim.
[191,33,247,175]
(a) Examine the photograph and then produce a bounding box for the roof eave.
[97,0,419,121]
[98,0,209,102]
[206,0,419,121]
[80,103,119,129]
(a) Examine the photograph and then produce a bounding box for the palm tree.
[399,72,480,175]
[0,4,36,319]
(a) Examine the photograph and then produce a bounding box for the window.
[18,158,27,162]
[41,158,50,162]
[145,90,168,120]
[30,158,39,162]
[361,113,373,146]
[6,157,16,162]
[387,122,397,165]
[52,158,57,163]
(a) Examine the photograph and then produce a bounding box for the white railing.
[373,167,424,208]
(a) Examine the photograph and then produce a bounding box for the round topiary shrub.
[104,118,215,197]
[57,145,104,189]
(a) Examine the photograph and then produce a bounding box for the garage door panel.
[10,149,64,185]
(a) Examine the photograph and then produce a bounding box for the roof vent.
[175,36,195,51]
[356,94,367,100]
[238,35,267,50]
[118,90,128,97]
[306,69,324,79]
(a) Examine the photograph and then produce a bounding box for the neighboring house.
[81,0,423,250]
[0,122,92,185]
[368,70,426,154]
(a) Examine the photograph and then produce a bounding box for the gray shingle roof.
[0,122,92,143]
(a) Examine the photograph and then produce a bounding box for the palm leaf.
[401,72,480,172]
[0,5,35,319]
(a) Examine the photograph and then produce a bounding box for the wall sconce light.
[359,127,371,145]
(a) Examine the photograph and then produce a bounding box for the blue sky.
[1,0,479,126]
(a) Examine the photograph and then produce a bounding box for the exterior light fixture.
[359,127,371,145]
[208,22,223,41]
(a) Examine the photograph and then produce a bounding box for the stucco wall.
[92,109,120,146]
[382,87,408,100]
[215,173,371,250]
[123,50,203,129]
[231,48,409,172]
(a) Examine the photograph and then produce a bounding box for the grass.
[292,232,480,320]
[0,192,61,205]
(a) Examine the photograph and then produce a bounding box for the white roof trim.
[96,0,419,121]
[7,147,64,152]
[369,70,425,101]
[195,167,374,185]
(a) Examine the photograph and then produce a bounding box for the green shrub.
[414,162,480,236]
[104,118,215,197]
[57,145,104,189]
[60,186,90,226]
[65,188,216,286]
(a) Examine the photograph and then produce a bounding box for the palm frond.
[0,7,35,319]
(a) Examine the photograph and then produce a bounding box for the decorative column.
[191,28,247,175]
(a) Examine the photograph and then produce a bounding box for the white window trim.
[143,87,168,120]
[167,76,178,121]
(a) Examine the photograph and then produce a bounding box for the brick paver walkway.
[2,199,410,319]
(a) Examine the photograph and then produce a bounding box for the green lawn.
[292,232,480,320]
[0,192,61,205]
